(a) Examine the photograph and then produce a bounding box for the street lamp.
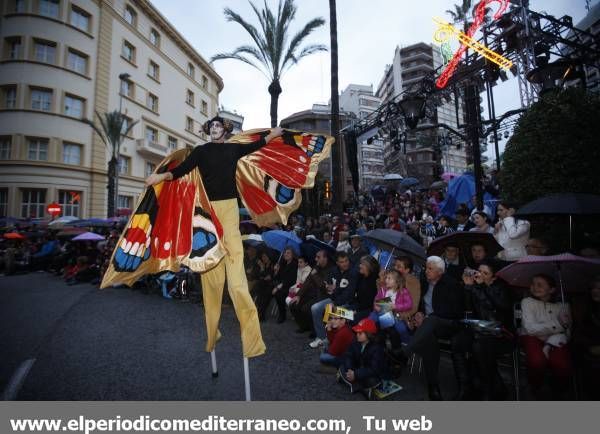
[526,60,579,95]
[398,96,426,130]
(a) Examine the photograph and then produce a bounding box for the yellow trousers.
[201,199,266,358]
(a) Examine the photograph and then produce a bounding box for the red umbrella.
[496,253,600,302]
[3,232,25,240]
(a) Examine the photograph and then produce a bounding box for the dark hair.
[498,200,516,210]
[359,255,379,276]
[455,209,469,217]
[298,255,309,264]
[336,251,350,261]
[532,273,556,289]
[478,259,501,275]
[472,211,489,223]
[394,255,414,272]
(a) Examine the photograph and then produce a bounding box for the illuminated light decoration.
[435,0,510,89]
[433,18,513,70]
[440,42,454,65]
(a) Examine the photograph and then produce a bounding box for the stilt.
[210,351,218,378]
[244,357,251,401]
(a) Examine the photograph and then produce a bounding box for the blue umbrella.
[400,177,419,187]
[300,237,336,263]
[262,230,302,255]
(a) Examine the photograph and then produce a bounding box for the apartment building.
[0,0,222,218]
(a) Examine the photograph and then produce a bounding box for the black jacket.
[353,273,378,312]
[328,266,358,306]
[419,274,465,320]
[342,340,389,381]
[465,280,512,326]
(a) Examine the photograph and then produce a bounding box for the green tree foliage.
[499,89,600,205]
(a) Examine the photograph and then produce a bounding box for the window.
[118,155,130,175]
[64,94,84,118]
[123,5,136,26]
[150,29,160,47]
[187,62,195,78]
[21,189,46,218]
[14,0,26,13]
[62,142,81,164]
[30,88,52,111]
[34,39,56,64]
[145,162,156,177]
[145,126,158,143]
[0,137,11,159]
[202,75,208,89]
[3,86,17,109]
[122,40,135,63]
[186,89,194,106]
[5,37,21,60]
[70,6,90,32]
[28,138,48,161]
[39,0,59,18]
[0,189,7,217]
[67,49,88,74]
[120,78,133,98]
[58,190,80,217]
[117,195,132,210]
[201,100,208,115]
[148,60,159,80]
[185,117,193,132]
[146,93,158,112]
[168,136,177,151]
[121,116,132,135]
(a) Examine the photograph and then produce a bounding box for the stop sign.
[47,202,62,217]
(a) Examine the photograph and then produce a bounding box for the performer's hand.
[145,172,169,187]
[265,126,283,142]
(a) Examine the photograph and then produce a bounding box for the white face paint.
[209,121,225,142]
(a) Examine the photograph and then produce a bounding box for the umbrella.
[56,228,86,237]
[400,177,419,187]
[262,230,302,255]
[240,220,259,233]
[383,173,404,181]
[430,180,447,190]
[362,229,426,267]
[301,236,337,262]
[72,218,114,228]
[72,231,105,241]
[515,193,600,249]
[3,232,25,240]
[441,172,459,182]
[496,253,600,303]
[241,233,264,248]
[48,216,80,228]
[427,231,504,258]
[370,185,386,199]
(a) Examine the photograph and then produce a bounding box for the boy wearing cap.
[320,308,354,367]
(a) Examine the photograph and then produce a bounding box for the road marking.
[2,358,36,400]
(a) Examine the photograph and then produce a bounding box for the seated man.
[442,244,465,282]
[309,251,358,348]
[404,256,467,400]
[348,235,368,268]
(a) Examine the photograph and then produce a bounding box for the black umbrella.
[362,229,426,267]
[515,193,600,248]
[427,231,504,259]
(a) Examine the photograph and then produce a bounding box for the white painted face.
[209,121,225,141]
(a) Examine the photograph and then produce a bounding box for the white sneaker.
[309,338,324,348]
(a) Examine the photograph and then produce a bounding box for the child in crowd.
[369,270,413,344]
[339,318,389,396]
[320,308,354,367]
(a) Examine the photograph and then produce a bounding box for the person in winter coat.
[285,255,312,305]
[494,201,530,262]
[339,318,389,393]
[352,255,379,322]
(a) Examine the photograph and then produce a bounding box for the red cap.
[352,318,377,334]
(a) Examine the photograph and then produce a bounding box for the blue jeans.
[311,298,333,339]
[320,352,343,367]
[368,311,411,344]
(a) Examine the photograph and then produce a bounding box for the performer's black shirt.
[170,138,266,201]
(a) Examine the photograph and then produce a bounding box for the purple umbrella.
[496,253,600,302]
[72,231,105,241]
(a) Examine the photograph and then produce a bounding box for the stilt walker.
[100,117,333,399]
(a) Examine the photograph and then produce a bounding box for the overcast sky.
[153,0,593,158]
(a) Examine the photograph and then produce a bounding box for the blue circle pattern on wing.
[306,135,325,157]
[190,227,217,259]
[276,184,295,204]
[113,237,150,272]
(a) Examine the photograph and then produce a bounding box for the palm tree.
[212,0,327,127]
[85,111,137,218]
[446,0,474,32]
[328,0,342,212]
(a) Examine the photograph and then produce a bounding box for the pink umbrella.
[496,253,600,302]
[72,231,105,241]
[441,172,459,182]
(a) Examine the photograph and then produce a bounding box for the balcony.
[136,138,168,158]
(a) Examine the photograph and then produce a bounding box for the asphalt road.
[0,272,449,400]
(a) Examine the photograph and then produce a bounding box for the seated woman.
[352,255,379,322]
[285,255,312,306]
[520,274,573,399]
[270,247,298,323]
[368,270,413,345]
[339,318,389,395]
[462,259,513,400]
[573,276,600,399]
